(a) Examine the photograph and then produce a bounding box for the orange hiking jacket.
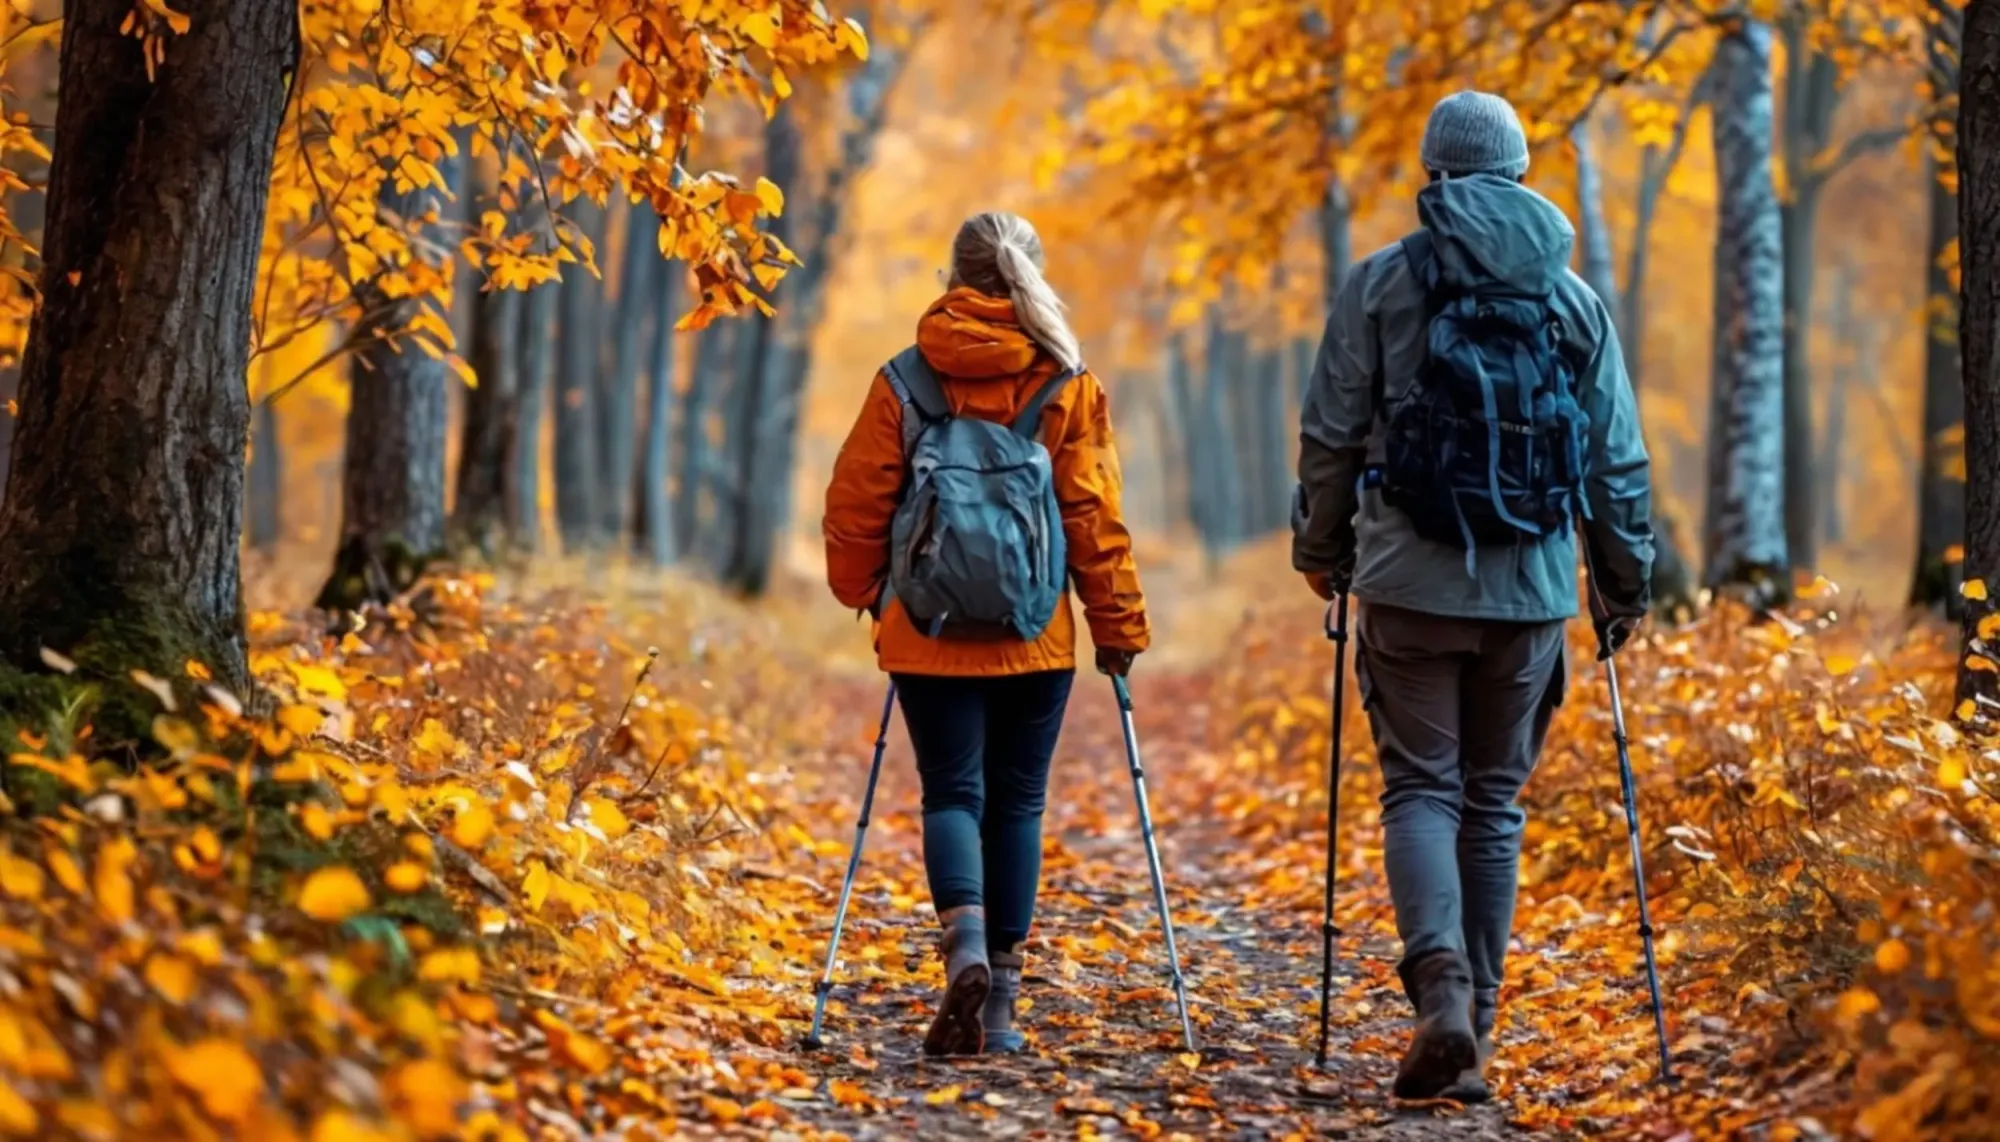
[822,288,1150,676]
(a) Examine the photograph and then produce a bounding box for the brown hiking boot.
[1393,950,1478,1100]
[1440,1029,1495,1103]
[1440,990,1497,1102]
[923,907,990,1057]
[982,946,1026,1053]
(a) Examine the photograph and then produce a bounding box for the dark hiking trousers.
[1355,602,1566,1029]
[894,670,1075,951]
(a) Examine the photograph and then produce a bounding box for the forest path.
[683,664,1662,1140]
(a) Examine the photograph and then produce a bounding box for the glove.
[1595,615,1639,660]
[1095,647,1137,677]
[1303,570,1337,602]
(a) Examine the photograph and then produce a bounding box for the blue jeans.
[893,670,1075,951]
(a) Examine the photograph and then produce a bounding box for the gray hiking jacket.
[1291,174,1654,623]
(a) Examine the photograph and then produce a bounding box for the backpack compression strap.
[883,346,952,424]
[1009,365,1081,441]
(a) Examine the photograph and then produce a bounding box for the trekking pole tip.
[798,1033,826,1052]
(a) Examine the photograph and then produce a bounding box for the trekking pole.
[1602,649,1674,1084]
[800,679,899,1050]
[1315,593,1349,1071]
[1111,674,1197,1052]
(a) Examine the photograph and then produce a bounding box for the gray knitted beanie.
[1419,91,1531,179]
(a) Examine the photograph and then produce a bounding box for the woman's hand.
[1095,647,1137,676]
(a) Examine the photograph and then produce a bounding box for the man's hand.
[1095,647,1137,677]
[1595,615,1640,660]
[1303,570,1338,601]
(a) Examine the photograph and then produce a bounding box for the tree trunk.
[247,396,282,551]
[1779,187,1823,572]
[1702,24,1790,595]
[1202,313,1243,553]
[450,281,521,558]
[677,321,732,557]
[0,0,295,709]
[1256,347,1291,531]
[1572,118,1619,308]
[1820,269,1855,547]
[719,104,801,592]
[1779,26,1839,574]
[511,277,559,551]
[1916,0,1970,611]
[1958,0,2000,712]
[1576,108,1696,614]
[635,267,683,564]
[554,198,607,553]
[1166,334,1211,551]
[317,159,462,612]
[599,203,660,539]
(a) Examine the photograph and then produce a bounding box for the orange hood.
[915,288,1042,379]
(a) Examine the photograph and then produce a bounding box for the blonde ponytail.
[949,212,1084,373]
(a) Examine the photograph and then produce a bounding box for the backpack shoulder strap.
[883,346,951,424]
[1010,364,1081,440]
[1398,229,1441,308]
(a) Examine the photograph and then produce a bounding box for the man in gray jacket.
[1292,91,1654,1101]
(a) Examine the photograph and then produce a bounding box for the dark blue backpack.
[1379,229,1590,567]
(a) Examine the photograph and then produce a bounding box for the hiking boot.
[1439,1028,1495,1103]
[1393,950,1478,1100]
[922,907,990,1056]
[1440,991,1497,1103]
[982,946,1026,1053]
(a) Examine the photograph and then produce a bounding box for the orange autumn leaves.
[0,574,781,1138]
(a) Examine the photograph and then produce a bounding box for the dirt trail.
[727,673,1533,1140]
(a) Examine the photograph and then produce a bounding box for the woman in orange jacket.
[822,211,1150,1055]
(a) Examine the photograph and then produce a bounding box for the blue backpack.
[1379,229,1590,568]
[881,347,1076,640]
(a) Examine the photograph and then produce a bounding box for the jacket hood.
[1415,174,1575,295]
[916,288,1042,379]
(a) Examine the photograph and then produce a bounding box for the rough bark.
[1916,5,1969,613]
[247,397,282,551]
[317,157,463,612]
[1957,0,2000,712]
[553,197,607,553]
[511,277,559,551]
[599,203,660,539]
[635,266,683,564]
[0,0,296,715]
[1575,110,1696,614]
[449,281,521,558]
[1703,24,1790,596]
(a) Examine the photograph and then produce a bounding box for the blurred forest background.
[0,1,1995,1136]
[0,0,1967,620]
